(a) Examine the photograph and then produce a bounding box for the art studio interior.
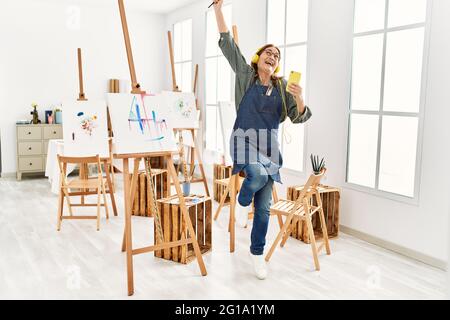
[0,0,449,300]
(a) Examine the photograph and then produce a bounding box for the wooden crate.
[131,169,169,217]
[213,164,232,203]
[286,185,340,244]
[155,195,212,264]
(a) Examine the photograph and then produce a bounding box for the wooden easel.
[118,153,207,296]
[77,48,88,101]
[74,48,118,216]
[117,0,207,296]
[118,0,145,95]
[167,30,210,196]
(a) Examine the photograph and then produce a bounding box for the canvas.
[218,101,237,166]
[107,93,177,155]
[62,100,110,158]
[162,91,199,129]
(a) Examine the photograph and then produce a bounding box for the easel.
[74,48,118,216]
[118,0,145,95]
[77,48,87,102]
[167,30,210,196]
[117,0,207,296]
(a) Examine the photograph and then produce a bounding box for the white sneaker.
[249,252,268,280]
[234,195,251,227]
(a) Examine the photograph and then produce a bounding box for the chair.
[57,155,110,231]
[265,169,331,271]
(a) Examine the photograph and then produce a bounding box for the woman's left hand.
[288,83,303,100]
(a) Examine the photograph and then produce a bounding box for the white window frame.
[344,0,433,205]
[266,0,312,176]
[204,2,234,152]
[173,18,193,92]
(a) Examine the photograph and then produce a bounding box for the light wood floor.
[0,175,446,300]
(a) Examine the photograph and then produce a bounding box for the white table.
[45,139,76,194]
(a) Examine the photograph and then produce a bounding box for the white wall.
[165,0,450,264]
[0,0,166,174]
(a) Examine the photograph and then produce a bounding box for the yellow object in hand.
[286,71,302,93]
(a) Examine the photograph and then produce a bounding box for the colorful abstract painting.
[161,91,199,129]
[62,100,109,158]
[107,93,177,155]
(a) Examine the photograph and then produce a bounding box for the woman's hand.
[288,83,306,114]
[287,83,303,100]
[213,0,223,11]
[213,0,228,33]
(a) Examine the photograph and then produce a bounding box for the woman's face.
[257,47,280,75]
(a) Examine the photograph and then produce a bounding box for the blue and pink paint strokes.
[128,95,168,142]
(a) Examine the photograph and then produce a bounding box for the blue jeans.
[238,163,274,256]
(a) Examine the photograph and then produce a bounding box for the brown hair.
[251,44,282,85]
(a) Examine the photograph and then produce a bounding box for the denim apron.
[230,83,283,183]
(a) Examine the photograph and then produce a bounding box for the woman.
[213,0,312,280]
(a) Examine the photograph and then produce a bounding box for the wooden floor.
[0,175,446,300]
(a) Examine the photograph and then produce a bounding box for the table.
[45,139,75,194]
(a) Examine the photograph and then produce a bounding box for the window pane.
[205,57,217,105]
[286,0,308,44]
[174,22,182,62]
[285,45,307,90]
[354,0,385,33]
[383,28,424,113]
[378,116,418,197]
[206,10,218,57]
[206,105,218,150]
[282,121,304,171]
[182,19,192,61]
[351,34,384,111]
[182,62,192,93]
[217,56,231,102]
[388,0,427,28]
[347,114,379,188]
[267,0,286,46]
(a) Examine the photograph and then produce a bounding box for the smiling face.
[257,46,281,76]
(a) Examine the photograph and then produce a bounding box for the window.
[173,19,193,92]
[347,0,429,198]
[267,0,309,172]
[205,4,233,151]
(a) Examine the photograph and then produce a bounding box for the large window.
[347,0,429,198]
[205,4,233,152]
[173,18,193,92]
[267,0,309,172]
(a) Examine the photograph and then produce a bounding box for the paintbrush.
[208,1,215,8]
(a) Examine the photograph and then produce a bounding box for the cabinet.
[16,124,63,180]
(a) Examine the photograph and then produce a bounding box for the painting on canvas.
[218,101,237,166]
[161,91,199,129]
[107,93,177,155]
[62,100,109,158]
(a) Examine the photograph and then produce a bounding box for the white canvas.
[62,100,109,158]
[107,93,177,155]
[218,101,237,166]
[162,91,199,129]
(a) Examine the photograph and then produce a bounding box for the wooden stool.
[57,155,110,231]
[265,169,331,271]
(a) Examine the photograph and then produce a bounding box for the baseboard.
[0,172,16,179]
[340,225,447,271]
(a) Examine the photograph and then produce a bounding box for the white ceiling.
[39,0,204,14]
[123,0,203,13]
